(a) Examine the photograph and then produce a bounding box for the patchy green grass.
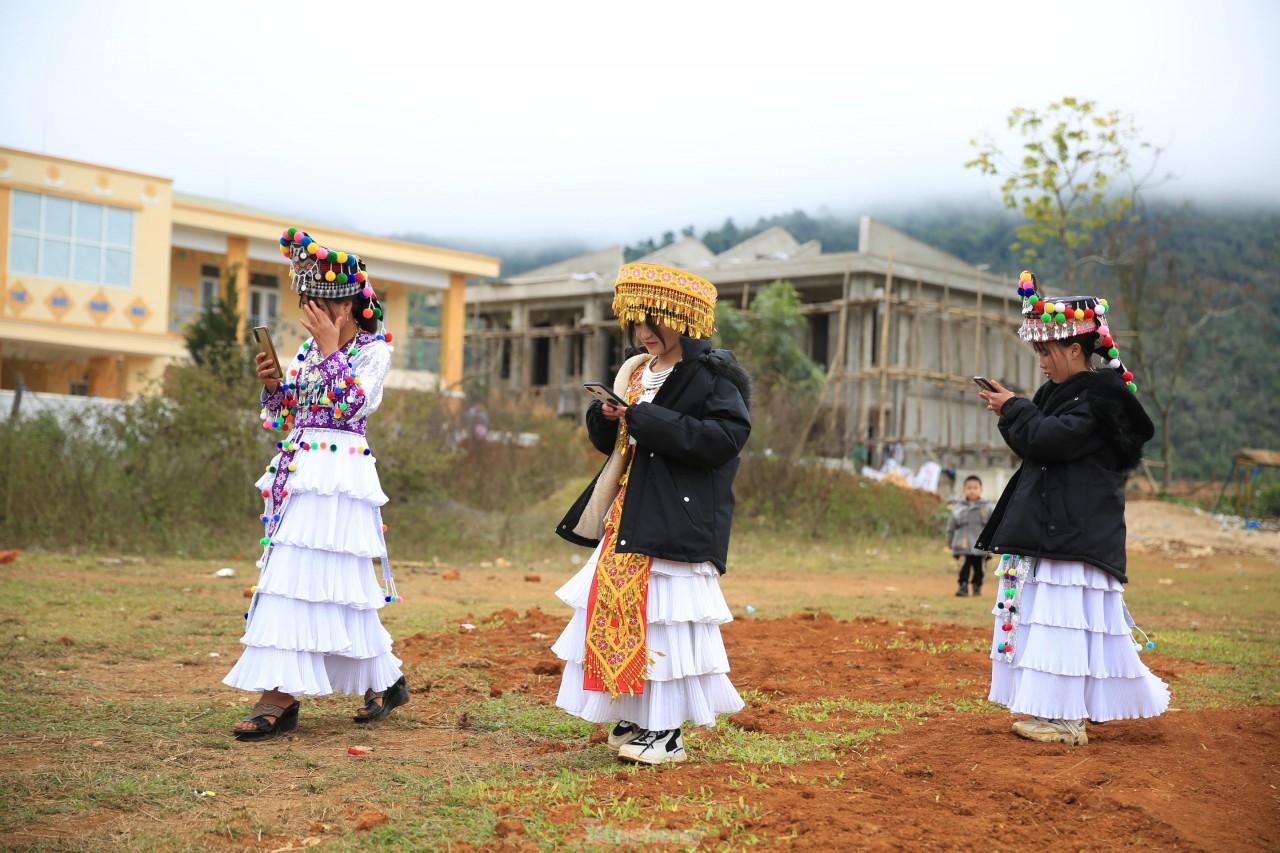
[0,534,1276,850]
[1154,627,1280,709]
[691,723,900,764]
[456,696,597,739]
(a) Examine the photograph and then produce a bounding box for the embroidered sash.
[582,362,653,697]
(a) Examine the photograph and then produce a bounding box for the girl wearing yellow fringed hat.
[550,263,752,764]
[973,271,1168,746]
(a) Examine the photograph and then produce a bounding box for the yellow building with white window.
[0,147,499,399]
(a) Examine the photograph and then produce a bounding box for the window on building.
[406,290,441,374]
[248,273,280,329]
[174,286,195,329]
[8,190,135,286]
[199,264,221,310]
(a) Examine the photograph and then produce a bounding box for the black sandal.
[232,700,300,741]
[352,676,409,723]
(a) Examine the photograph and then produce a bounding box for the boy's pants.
[957,554,986,590]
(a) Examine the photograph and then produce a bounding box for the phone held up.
[972,376,999,393]
[582,382,627,408]
[253,326,284,381]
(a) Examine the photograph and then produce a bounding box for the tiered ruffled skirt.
[989,558,1169,721]
[223,428,404,696]
[552,546,744,731]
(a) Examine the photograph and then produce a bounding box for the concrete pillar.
[87,356,121,398]
[440,272,466,395]
[0,187,10,320]
[226,236,250,342]
[123,356,165,397]
[582,299,602,383]
[510,303,531,390]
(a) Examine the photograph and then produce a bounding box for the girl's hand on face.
[256,351,280,393]
[300,300,341,357]
[601,402,627,420]
[978,379,1015,417]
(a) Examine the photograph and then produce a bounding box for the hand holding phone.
[583,382,627,408]
[974,376,1014,417]
[254,326,284,383]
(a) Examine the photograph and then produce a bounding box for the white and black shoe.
[607,720,643,749]
[617,728,687,764]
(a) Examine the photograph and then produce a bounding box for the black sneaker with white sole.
[607,720,643,749]
[617,728,687,764]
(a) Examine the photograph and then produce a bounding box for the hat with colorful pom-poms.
[279,227,372,300]
[1015,270,1138,393]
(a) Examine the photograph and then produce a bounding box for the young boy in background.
[946,476,993,597]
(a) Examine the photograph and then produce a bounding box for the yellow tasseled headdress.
[612,263,717,339]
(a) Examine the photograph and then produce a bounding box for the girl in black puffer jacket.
[973,272,1168,746]
[550,262,751,766]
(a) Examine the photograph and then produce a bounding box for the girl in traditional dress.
[552,263,752,764]
[225,228,408,740]
[975,271,1169,745]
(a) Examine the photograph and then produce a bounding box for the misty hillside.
[395,203,1280,485]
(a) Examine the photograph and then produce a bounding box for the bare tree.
[1109,217,1243,489]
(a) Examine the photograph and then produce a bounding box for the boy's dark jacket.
[556,336,752,574]
[975,369,1155,583]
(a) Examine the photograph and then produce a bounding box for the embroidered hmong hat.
[278,227,372,300]
[1015,270,1137,393]
[612,262,717,339]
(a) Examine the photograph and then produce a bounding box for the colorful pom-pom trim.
[1013,270,1137,394]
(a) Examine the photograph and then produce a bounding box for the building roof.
[638,237,716,269]
[0,145,172,183]
[508,245,625,284]
[173,192,501,280]
[1234,449,1280,467]
[715,226,805,264]
[471,217,996,304]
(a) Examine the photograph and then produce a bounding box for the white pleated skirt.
[223,428,404,697]
[552,541,744,731]
[988,557,1169,722]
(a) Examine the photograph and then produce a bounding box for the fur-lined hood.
[1033,369,1155,471]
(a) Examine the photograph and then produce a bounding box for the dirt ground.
[406,500,1280,851]
[389,605,1276,853]
[6,499,1278,852]
[1125,498,1280,560]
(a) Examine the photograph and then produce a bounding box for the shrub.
[1255,484,1280,519]
[735,454,938,540]
[0,366,265,554]
[0,367,933,557]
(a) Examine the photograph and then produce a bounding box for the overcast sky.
[3,0,1277,246]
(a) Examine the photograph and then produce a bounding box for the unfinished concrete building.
[426,217,1036,485]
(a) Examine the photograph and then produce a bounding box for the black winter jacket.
[974,369,1154,583]
[556,336,752,573]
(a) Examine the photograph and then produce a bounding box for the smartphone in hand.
[583,382,627,407]
[972,376,999,393]
[254,326,284,381]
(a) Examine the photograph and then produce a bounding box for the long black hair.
[624,313,690,357]
[1034,331,1102,364]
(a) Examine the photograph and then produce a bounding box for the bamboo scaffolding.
[824,265,852,442]
[412,268,1023,462]
[913,279,923,441]
[874,250,894,462]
